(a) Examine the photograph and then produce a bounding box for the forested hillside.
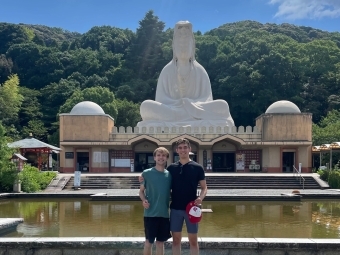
[1,10,340,146]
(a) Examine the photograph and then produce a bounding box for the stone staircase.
[63,175,323,190]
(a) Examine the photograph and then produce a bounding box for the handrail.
[293,165,305,190]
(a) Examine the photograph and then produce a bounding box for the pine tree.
[125,10,166,80]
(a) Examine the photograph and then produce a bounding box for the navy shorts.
[144,217,171,243]
[170,209,198,234]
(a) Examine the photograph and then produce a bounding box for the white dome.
[265,100,301,114]
[70,101,105,115]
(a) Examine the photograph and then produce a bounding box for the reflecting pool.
[1,199,340,238]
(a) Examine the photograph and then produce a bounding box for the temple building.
[59,21,312,174]
[59,100,312,173]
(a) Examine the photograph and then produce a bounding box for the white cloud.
[269,0,340,20]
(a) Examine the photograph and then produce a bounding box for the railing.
[293,165,305,190]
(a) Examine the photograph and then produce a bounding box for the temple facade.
[59,100,312,173]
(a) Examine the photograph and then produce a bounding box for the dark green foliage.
[125,10,167,80]
[0,122,17,192]
[0,23,31,54]
[0,54,13,83]
[0,167,17,192]
[115,99,141,127]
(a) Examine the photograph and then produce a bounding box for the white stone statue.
[137,21,234,128]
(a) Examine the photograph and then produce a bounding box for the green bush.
[19,165,40,193]
[19,165,57,193]
[0,166,17,192]
[39,171,57,189]
[318,169,340,189]
[317,169,329,180]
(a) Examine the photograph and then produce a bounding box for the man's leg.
[188,233,199,255]
[170,209,184,255]
[155,218,171,255]
[143,240,153,255]
[155,241,164,255]
[184,213,199,255]
[144,217,155,255]
[171,232,182,255]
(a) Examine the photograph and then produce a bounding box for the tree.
[40,74,81,133]
[59,86,118,120]
[18,87,43,129]
[115,85,135,101]
[313,110,340,145]
[0,54,13,84]
[82,74,110,89]
[0,74,24,126]
[66,48,100,77]
[79,26,133,54]
[0,23,31,54]
[115,99,141,127]
[125,10,166,80]
[22,120,48,141]
[6,43,42,87]
[0,122,16,192]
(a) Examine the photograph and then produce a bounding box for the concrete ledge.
[0,218,23,235]
[0,237,339,255]
[4,192,340,201]
[312,174,330,189]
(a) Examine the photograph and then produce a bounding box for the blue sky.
[1,0,339,33]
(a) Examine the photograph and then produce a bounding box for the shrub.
[0,166,17,192]
[39,171,57,189]
[318,169,340,189]
[19,165,57,193]
[19,165,40,193]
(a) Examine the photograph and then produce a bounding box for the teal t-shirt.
[142,168,172,218]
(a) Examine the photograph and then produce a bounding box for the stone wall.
[110,125,262,143]
[0,237,338,255]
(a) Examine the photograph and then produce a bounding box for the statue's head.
[172,21,196,62]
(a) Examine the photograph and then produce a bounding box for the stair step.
[62,175,321,190]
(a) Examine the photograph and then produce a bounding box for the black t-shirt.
[168,161,205,210]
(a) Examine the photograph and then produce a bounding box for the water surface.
[1,199,340,238]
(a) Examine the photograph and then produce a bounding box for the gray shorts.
[170,209,198,234]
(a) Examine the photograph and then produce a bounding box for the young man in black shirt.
[168,138,207,255]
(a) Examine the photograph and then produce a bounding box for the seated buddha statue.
[137,21,234,128]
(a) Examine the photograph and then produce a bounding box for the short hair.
[153,147,170,158]
[175,138,191,148]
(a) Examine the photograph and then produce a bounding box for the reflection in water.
[1,199,340,238]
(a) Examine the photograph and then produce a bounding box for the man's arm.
[139,184,149,209]
[195,180,207,205]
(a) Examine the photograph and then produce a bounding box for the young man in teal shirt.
[139,147,172,255]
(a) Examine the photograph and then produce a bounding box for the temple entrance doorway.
[77,152,89,172]
[213,153,235,172]
[282,152,295,172]
[135,153,154,172]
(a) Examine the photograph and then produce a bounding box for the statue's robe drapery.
[138,60,234,128]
